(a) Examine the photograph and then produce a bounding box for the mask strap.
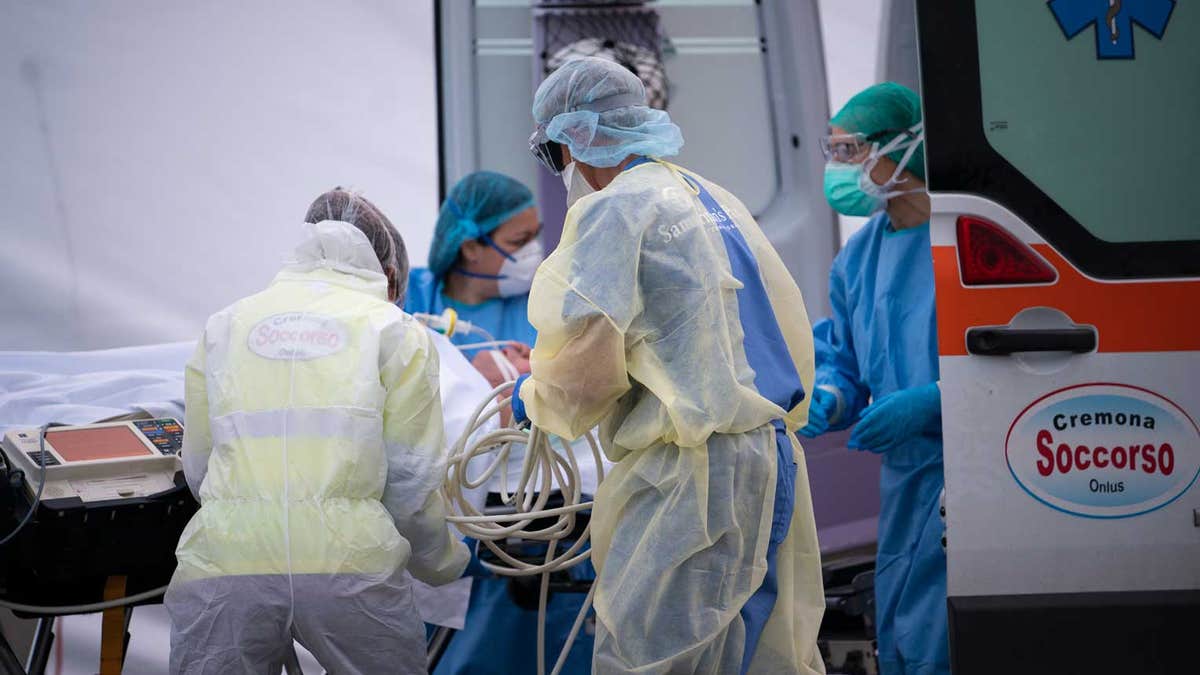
[480,234,516,262]
[888,131,926,185]
[871,122,925,186]
[454,268,505,281]
[874,121,924,157]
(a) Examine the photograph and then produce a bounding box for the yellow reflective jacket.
[173,221,468,587]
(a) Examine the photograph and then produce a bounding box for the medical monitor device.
[0,417,197,612]
[1,418,184,505]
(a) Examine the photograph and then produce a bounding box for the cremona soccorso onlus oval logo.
[1005,383,1200,519]
[248,313,348,360]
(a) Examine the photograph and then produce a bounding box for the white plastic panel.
[941,352,1200,597]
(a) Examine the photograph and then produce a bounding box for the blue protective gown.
[404,269,538,358]
[402,267,594,674]
[817,213,948,675]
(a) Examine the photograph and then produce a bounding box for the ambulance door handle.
[966,327,1097,356]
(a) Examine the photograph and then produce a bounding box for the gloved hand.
[798,386,839,438]
[847,382,941,454]
[510,374,530,427]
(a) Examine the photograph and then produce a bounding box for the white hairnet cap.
[301,188,409,302]
[293,220,384,276]
[532,57,683,168]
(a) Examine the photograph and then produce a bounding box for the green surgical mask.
[824,162,885,216]
[824,122,926,217]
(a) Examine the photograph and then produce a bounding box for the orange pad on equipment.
[46,426,153,462]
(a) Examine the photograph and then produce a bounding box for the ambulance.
[916,1,1199,672]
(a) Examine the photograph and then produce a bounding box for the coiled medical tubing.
[442,379,605,675]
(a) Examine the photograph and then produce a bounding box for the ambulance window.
[917,0,1200,279]
[976,1,1194,244]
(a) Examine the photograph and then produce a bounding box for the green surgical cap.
[830,82,925,180]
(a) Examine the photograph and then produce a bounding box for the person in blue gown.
[404,170,595,674]
[800,83,949,675]
[406,171,539,367]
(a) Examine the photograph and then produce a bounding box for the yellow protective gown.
[520,160,825,673]
[166,221,468,675]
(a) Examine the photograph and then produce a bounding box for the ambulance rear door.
[916,1,1200,673]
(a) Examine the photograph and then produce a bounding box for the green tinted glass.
[975,1,1198,243]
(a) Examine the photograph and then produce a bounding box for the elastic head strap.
[874,121,925,156]
[570,91,645,114]
[481,234,516,262]
[868,122,926,186]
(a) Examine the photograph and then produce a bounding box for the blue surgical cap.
[429,171,535,279]
[532,57,683,168]
[831,82,925,181]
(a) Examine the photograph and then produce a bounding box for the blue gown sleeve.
[402,268,441,314]
[816,252,872,429]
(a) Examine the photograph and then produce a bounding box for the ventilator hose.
[443,380,605,675]
[0,586,168,615]
[444,380,604,575]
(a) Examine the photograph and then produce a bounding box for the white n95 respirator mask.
[496,238,544,297]
[562,162,596,209]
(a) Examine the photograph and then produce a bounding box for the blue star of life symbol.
[1048,0,1175,59]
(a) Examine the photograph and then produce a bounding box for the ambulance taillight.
[955,215,1057,286]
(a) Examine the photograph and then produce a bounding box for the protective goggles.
[529,127,567,176]
[819,127,919,163]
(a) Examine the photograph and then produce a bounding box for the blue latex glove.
[848,382,941,453]
[798,387,839,438]
[510,374,530,426]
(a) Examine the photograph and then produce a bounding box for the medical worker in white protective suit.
[166,189,469,674]
[511,57,826,674]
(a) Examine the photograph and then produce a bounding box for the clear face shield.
[528,126,568,176]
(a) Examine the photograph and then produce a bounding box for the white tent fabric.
[0,0,438,351]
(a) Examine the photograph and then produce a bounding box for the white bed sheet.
[0,341,192,433]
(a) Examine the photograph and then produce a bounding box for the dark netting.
[535,4,669,110]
